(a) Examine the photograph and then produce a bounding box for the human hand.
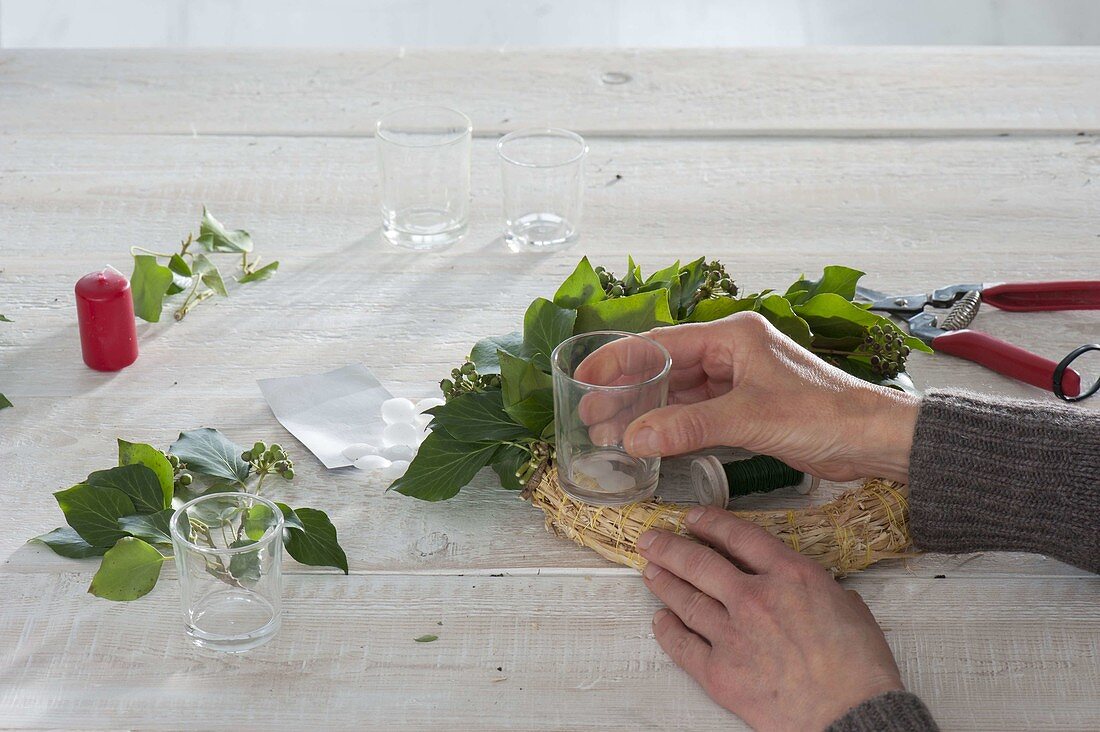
[639,506,903,731]
[576,312,919,483]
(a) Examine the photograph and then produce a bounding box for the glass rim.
[170,492,285,556]
[551,330,672,391]
[496,127,589,169]
[375,105,472,148]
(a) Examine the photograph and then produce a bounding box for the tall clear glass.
[170,492,284,652]
[497,128,587,252]
[376,105,472,251]
[551,331,671,505]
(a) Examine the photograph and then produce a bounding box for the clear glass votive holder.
[497,128,587,252]
[376,105,472,251]
[170,492,284,653]
[551,331,671,505]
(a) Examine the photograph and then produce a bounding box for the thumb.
[623,401,730,457]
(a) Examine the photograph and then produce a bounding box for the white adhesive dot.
[599,472,635,492]
[381,397,417,425]
[383,443,416,462]
[383,421,422,448]
[414,413,433,431]
[353,455,391,471]
[342,443,379,461]
[381,460,410,479]
[415,397,446,414]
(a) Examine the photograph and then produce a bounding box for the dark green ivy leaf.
[503,390,555,436]
[86,464,166,515]
[118,509,174,545]
[130,254,174,322]
[427,390,531,442]
[117,439,174,508]
[756,294,813,349]
[469,332,525,375]
[30,526,109,559]
[498,351,553,410]
[413,634,439,643]
[490,444,530,490]
[784,266,866,306]
[0,314,12,322]
[54,483,134,547]
[0,394,11,410]
[389,430,500,502]
[284,508,349,574]
[523,297,577,371]
[169,428,251,484]
[166,253,193,295]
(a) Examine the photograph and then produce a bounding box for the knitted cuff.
[825,691,939,732]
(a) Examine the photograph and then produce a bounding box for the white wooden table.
[1,49,1098,730]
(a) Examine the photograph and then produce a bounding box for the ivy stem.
[174,289,214,321]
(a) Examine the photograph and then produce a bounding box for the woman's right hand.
[577,312,920,482]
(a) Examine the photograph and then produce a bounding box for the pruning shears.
[857,281,1100,401]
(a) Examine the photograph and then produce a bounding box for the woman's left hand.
[638,506,904,731]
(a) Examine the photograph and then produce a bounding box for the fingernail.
[636,530,657,550]
[685,507,705,524]
[643,562,663,580]
[628,427,660,456]
[653,608,669,626]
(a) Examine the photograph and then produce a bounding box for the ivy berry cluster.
[861,324,912,379]
[440,361,501,402]
[243,441,295,482]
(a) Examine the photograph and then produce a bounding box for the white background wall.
[1,0,1099,48]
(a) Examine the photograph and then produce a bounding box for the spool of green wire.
[723,455,804,497]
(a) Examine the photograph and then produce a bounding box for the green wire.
[722,455,803,497]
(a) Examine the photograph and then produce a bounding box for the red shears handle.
[983,281,1100,312]
[932,329,1082,397]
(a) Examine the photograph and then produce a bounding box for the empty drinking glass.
[377,105,472,250]
[171,492,284,652]
[497,128,587,252]
[551,331,671,505]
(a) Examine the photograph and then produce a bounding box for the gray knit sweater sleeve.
[826,390,1099,732]
[907,389,1100,572]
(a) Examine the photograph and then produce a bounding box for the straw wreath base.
[523,462,914,576]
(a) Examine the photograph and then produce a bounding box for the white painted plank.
[1,48,1099,136]
[0,572,1096,730]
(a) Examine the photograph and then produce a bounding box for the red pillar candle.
[75,266,139,371]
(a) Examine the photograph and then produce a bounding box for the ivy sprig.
[391,257,931,503]
[30,428,347,601]
[130,208,279,322]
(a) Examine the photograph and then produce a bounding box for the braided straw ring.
[522,462,914,576]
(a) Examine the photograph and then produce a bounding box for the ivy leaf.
[166,253,193,295]
[117,439,174,508]
[192,252,228,297]
[676,257,708,316]
[389,431,500,502]
[504,390,555,436]
[794,294,931,353]
[523,297,577,371]
[574,289,674,334]
[54,484,134,547]
[88,537,168,601]
[169,428,251,484]
[130,254,174,323]
[196,207,253,253]
[490,444,530,490]
[784,266,865,306]
[241,502,303,540]
[86,464,166,515]
[427,391,531,442]
[469,332,525,375]
[30,527,109,559]
[284,508,349,574]
[0,394,11,410]
[118,510,174,545]
[414,634,439,643]
[275,502,305,533]
[686,296,757,323]
[553,256,606,309]
[756,294,813,349]
[238,261,279,283]
[498,351,552,409]
[0,314,12,322]
[622,255,643,291]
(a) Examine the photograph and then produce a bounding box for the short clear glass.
[497,128,587,252]
[377,105,472,251]
[170,492,284,653]
[551,331,671,505]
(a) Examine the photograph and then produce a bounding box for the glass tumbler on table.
[551,330,671,505]
[170,492,284,652]
[497,128,587,252]
[376,105,472,250]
